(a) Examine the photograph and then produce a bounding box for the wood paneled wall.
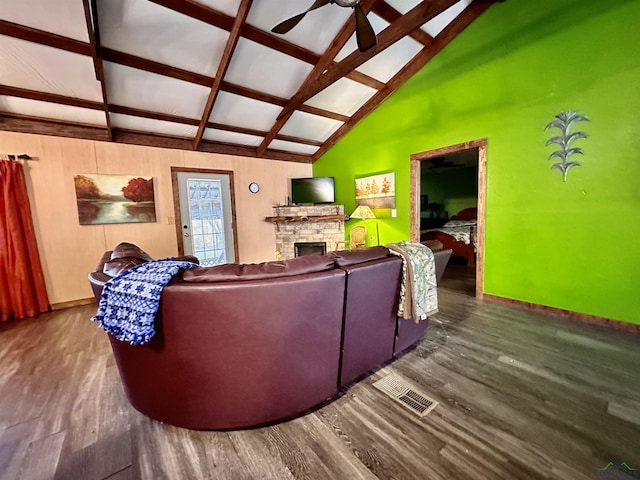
[0,131,311,305]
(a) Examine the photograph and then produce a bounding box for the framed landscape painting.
[355,172,395,210]
[74,174,157,225]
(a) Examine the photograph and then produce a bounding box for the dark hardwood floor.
[438,257,475,297]
[1,288,639,479]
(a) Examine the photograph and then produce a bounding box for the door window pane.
[187,179,227,267]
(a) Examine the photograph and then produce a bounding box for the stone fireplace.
[268,205,346,260]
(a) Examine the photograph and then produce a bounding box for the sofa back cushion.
[331,246,390,267]
[110,242,154,262]
[182,255,335,283]
[99,242,154,278]
[103,257,149,277]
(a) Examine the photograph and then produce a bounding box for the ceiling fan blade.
[354,4,376,52]
[271,12,308,34]
[271,0,332,34]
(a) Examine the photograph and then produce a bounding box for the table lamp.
[350,205,379,246]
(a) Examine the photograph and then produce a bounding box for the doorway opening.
[410,139,487,298]
[171,167,238,266]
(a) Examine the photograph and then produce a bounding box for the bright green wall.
[314,0,640,325]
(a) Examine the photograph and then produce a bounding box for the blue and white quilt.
[93,259,199,345]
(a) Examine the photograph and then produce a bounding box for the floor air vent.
[372,373,438,417]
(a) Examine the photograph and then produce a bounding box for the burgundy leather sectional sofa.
[89,243,451,430]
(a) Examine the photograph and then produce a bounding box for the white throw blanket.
[386,241,438,322]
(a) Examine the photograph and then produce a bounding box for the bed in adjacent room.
[420,207,477,267]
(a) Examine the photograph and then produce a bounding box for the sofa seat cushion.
[182,255,335,283]
[331,246,390,267]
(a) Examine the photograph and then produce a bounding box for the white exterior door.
[176,171,235,266]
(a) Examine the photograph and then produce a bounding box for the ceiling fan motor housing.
[334,0,361,7]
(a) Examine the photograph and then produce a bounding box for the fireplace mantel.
[264,214,349,224]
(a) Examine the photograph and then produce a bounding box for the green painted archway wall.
[313,0,640,325]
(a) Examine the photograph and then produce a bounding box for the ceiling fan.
[271,0,377,53]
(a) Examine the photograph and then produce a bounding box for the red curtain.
[0,160,49,321]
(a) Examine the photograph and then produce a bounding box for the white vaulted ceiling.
[0,0,501,163]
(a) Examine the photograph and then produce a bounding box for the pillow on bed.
[443,219,476,228]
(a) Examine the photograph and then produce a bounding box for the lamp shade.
[350,205,376,219]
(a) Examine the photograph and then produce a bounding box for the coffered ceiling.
[0,0,500,163]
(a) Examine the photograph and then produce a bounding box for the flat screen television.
[291,177,335,204]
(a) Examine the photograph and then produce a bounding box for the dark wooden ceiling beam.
[0,113,110,141]
[0,85,104,110]
[240,24,319,65]
[221,82,286,107]
[371,2,435,46]
[207,122,265,138]
[313,0,497,161]
[112,128,195,150]
[260,150,314,164]
[202,139,314,163]
[197,140,259,157]
[275,134,323,147]
[0,19,91,56]
[256,0,380,156]
[344,71,385,90]
[199,140,314,164]
[297,105,350,123]
[431,1,498,52]
[101,48,213,86]
[205,122,323,147]
[193,0,252,150]
[148,0,233,30]
[84,0,112,140]
[108,105,200,126]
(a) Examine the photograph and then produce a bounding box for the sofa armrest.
[88,271,111,301]
[432,248,452,284]
[94,250,113,273]
[174,255,199,264]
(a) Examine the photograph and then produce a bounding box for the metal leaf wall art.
[545,110,590,182]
